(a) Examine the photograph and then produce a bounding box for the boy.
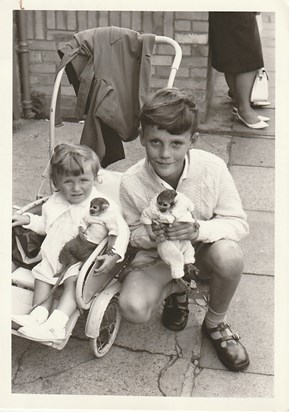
[118,88,250,371]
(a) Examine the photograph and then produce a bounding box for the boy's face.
[140,125,195,186]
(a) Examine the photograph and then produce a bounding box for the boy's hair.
[50,143,100,188]
[139,88,198,135]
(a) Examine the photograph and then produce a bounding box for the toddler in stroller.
[12,143,129,342]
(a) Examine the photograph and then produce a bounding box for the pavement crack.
[180,362,204,396]
[113,343,172,357]
[13,354,96,387]
[12,341,33,385]
[157,355,178,396]
[174,334,183,358]
[189,364,204,395]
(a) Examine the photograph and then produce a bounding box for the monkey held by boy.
[142,189,200,291]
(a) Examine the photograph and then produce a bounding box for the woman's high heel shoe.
[232,107,270,122]
[236,112,269,129]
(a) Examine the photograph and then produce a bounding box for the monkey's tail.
[30,270,66,312]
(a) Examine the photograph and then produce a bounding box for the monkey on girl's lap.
[57,197,119,276]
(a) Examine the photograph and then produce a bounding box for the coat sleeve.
[197,164,249,243]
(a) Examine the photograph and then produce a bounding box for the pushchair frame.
[12,33,182,358]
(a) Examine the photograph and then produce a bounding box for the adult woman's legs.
[224,73,237,104]
[225,70,268,127]
[235,70,261,123]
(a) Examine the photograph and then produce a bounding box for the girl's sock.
[19,309,69,341]
[44,309,69,330]
[31,306,49,322]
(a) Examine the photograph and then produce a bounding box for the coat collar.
[110,26,124,44]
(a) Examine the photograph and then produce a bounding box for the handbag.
[250,68,270,106]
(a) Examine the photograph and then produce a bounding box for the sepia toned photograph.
[1,0,288,411]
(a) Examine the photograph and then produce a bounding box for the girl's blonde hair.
[49,143,100,188]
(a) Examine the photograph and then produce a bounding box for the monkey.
[31,197,119,310]
[141,189,200,290]
[56,197,118,276]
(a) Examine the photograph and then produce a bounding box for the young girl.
[12,143,129,341]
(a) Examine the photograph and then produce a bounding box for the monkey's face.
[90,204,101,216]
[89,198,109,216]
[157,200,174,213]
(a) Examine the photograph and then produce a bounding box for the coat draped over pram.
[57,26,156,167]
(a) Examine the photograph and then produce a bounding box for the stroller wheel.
[90,297,121,358]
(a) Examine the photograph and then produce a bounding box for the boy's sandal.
[202,322,250,371]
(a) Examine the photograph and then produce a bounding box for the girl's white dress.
[23,186,129,285]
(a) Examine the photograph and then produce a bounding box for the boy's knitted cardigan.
[120,149,249,249]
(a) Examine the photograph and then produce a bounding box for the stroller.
[12,28,183,358]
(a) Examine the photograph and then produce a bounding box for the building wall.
[16,10,209,120]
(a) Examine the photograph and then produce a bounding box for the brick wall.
[15,10,209,121]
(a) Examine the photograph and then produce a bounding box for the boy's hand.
[165,221,199,243]
[151,221,167,243]
[94,253,120,274]
[12,214,30,227]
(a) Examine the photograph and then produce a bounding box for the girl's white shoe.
[18,309,68,341]
[12,306,49,328]
[18,323,66,341]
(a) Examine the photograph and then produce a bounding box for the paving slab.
[12,334,94,387]
[240,211,274,276]
[12,298,207,396]
[232,116,275,138]
[200,102,233,134]
[230,137,275,167]
[194,133,231,165]
[199,274,274,377]
[12,340,167,396]
[192,368,274,398]
[230,165,274,212]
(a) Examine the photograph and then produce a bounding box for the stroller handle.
[49,35,182,156]
[155,36,182,88]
